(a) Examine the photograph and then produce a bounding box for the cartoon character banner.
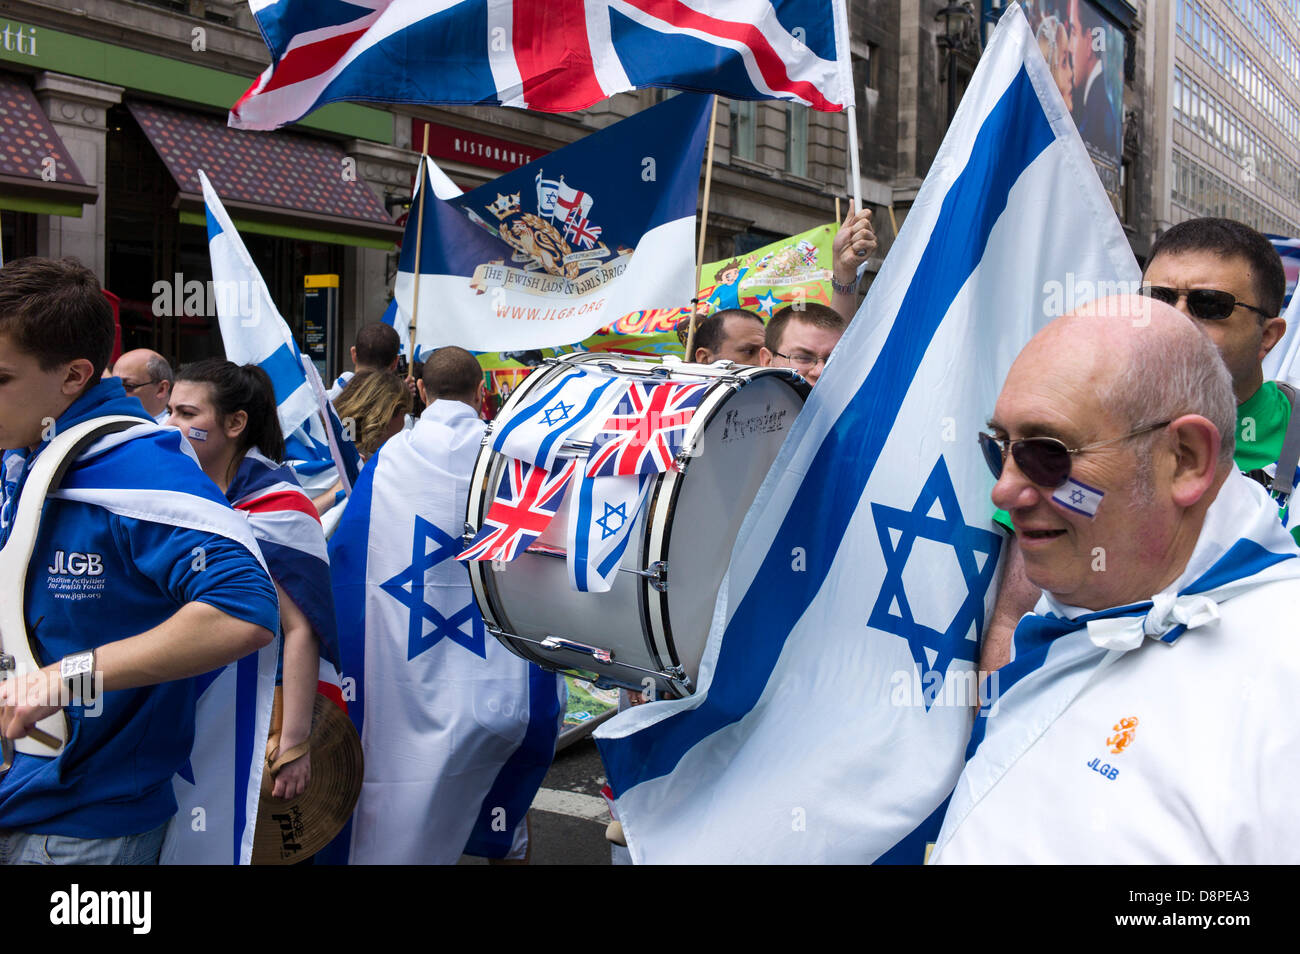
[472,222,838,416]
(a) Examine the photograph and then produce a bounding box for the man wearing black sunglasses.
[984,218,1296,674]
[1142,218,1294,519]
[930,296,1300,863]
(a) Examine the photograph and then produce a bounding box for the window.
[785,103,808,177]
[730,99,756,161]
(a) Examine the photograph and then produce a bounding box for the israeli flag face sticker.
[189,427,208,442]
[1052,477,1104,517]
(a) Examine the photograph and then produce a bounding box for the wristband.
[830,273,859,295]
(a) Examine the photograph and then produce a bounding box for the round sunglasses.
[978,421,1171,488]
[1138,284,1272,321]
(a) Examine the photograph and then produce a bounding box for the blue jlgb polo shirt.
[0,380,279,838]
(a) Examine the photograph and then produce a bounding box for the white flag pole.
[407,124,431,379]
[836,0,862,210]
[685,94,720,360]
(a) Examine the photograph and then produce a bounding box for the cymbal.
[252,693,363,865]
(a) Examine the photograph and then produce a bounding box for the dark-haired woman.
[168,360,341,819]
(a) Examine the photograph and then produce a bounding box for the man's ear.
[224,408,249,441]
[1259,316,1286,361]
[350,345,358,368]
[758,346,774,368]
[1167,414,1221,508]
[60,358,97,397]
[416,378,428,406]
[693,347,712,364]
[387,355,399,373]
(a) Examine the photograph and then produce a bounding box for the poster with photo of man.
[1025,0,1125,206]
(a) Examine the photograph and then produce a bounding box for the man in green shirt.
[983,217,1295,672]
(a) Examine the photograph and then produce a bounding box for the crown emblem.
[487,192,522,221]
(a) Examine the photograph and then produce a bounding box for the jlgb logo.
[47,551,104,576]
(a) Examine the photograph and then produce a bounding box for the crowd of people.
[0,208,1297,865]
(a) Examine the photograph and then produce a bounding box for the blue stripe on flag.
[233,649,258,864]
[463,665,562,859]
[574,473,597,588]
[597,67,1056,795]
[314,2,496,107]
[1179,539,1294,595]
[315,445,381,864]
[261,343,307,405]
[205,202,223,242]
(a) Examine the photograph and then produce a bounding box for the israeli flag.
[200,170,359,491]
[1264,277,1300,391]
[593,4,1140,864]
[490,367,627,471]
[319,403,564,863]
[567,471,654,593]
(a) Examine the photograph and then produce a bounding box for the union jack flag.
[585,382,707,478]
[459,458,578,562]
[564,214,603,249]
[230,0,853,130]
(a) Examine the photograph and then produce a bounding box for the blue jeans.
[0,822,167,865]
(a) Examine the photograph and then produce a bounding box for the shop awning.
[0,74,98,217]
[127,100,402,250]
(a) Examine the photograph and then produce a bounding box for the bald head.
[1014,294,1236,466]
[992,294,1237,611]
[111,348,173,418]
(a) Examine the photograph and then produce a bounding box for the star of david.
[1069,489,1086,505]
[542,399,574,426]
[595,501,628,540]
[867,456,1002,710]
[382,515,485,660]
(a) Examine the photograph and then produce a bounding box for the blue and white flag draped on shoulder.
[395,93,712,355]
[1263,237,1300,390]
[36,413,277,868]
[594,4,1139,864]
[319,400,564,864]
[931,473,1300,863]
[200,170,360,492]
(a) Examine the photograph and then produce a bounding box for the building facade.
[3,0,1227,379]
[1146,0,1300,239]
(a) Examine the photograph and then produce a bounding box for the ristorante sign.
[412,119,546,173]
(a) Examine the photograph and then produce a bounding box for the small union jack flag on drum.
[585,382,707,478]
[459,458,578,562]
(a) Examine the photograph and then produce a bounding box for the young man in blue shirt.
[0,257,280,865]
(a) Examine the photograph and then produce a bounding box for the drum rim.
[642,363,808,691]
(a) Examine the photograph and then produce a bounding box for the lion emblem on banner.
[504,214,579,280]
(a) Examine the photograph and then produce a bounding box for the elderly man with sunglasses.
[929,295,1300,864]
[982,218,1296,673]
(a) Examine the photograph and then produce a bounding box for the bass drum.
[465,353,807,697]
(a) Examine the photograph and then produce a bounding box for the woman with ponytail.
[168,360,341,818]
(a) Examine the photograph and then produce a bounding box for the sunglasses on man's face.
[1138,284,1272,321]
[978,421,1171,488]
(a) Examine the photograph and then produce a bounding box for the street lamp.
[935,1,977,124]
